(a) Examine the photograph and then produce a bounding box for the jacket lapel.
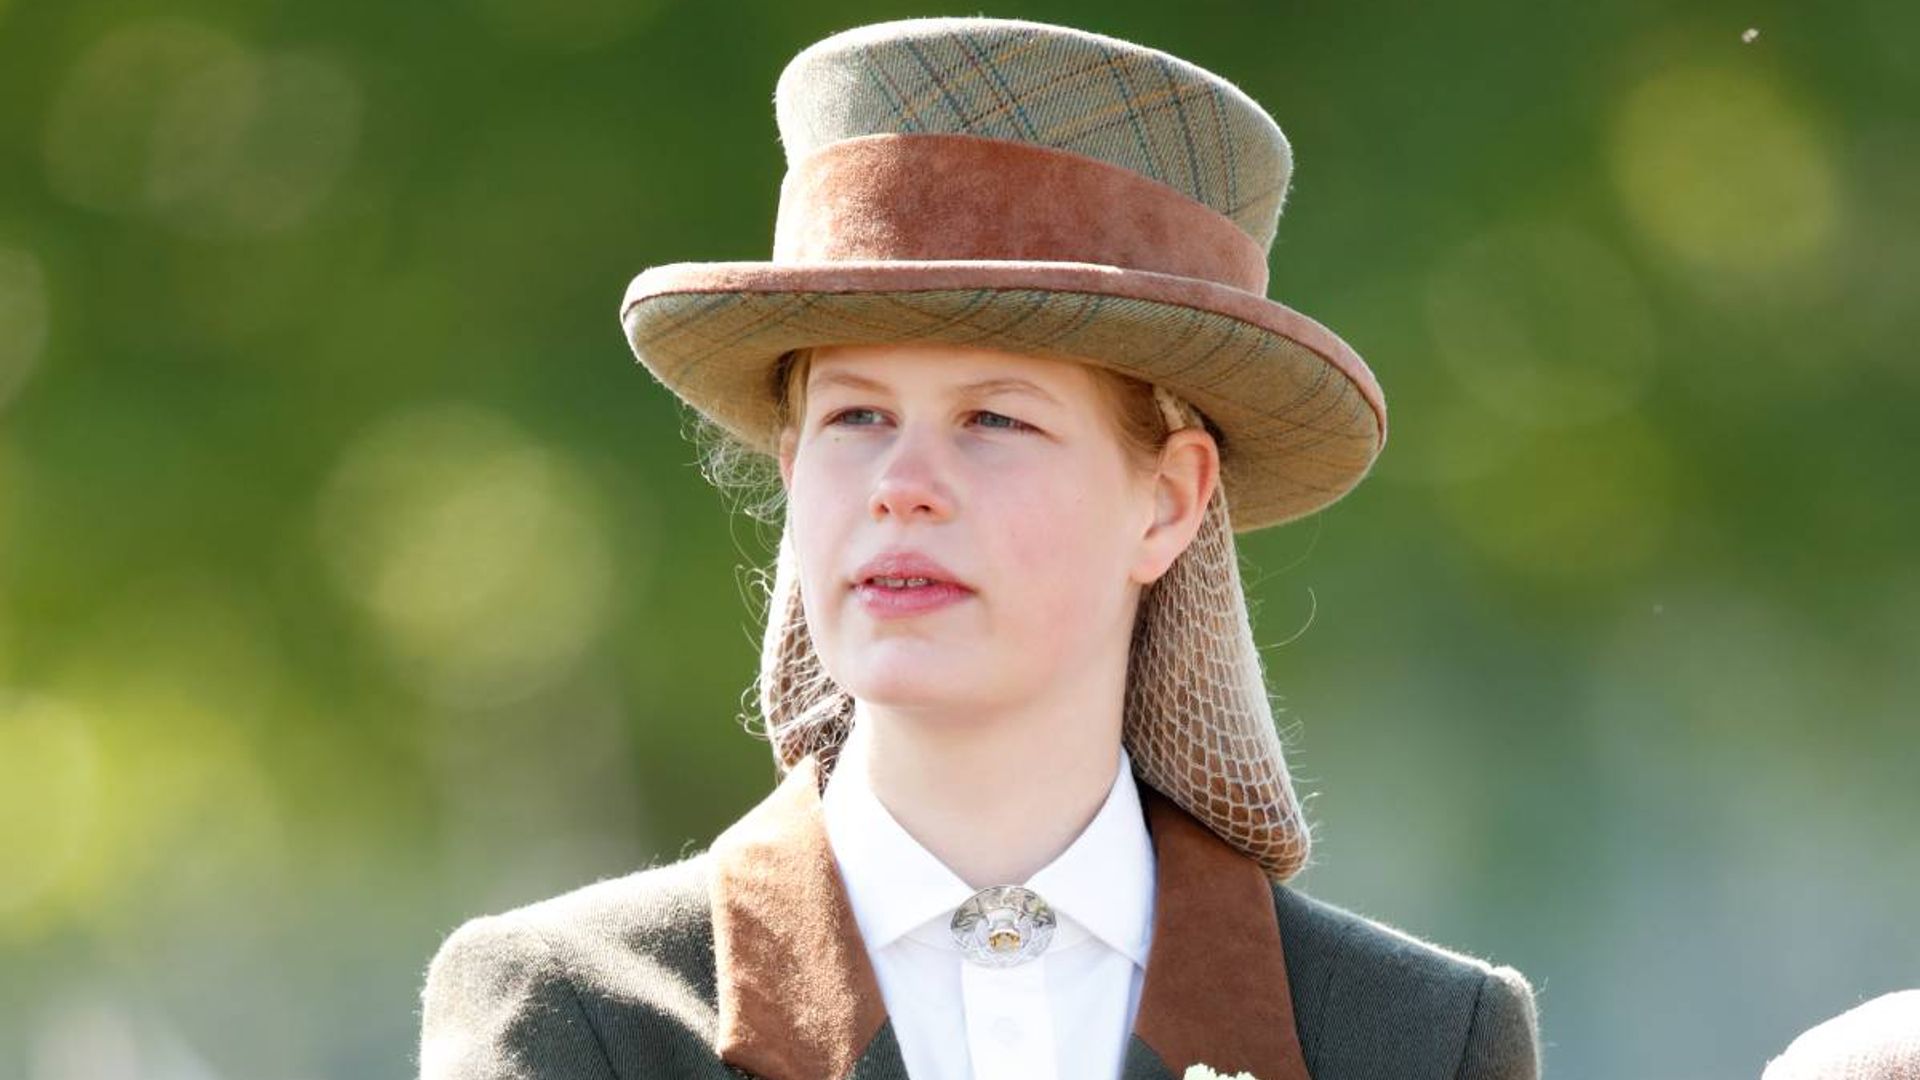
[707,753,1311,1080]
[709,754,892,1079]
[1130,782,1312,1080]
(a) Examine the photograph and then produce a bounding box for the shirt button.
[991,1015,1023,1044]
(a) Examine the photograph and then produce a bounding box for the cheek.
[786,459,858,623]
[986,462,1131,618]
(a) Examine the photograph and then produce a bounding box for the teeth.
[873,576,934,588]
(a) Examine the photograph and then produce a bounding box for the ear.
[1129,428,1220,586]
[777,428,797,491]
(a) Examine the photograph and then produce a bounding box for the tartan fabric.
[775,18,1292,249]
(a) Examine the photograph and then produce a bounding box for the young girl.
[419,17,1542,1080]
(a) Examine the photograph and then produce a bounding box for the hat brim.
[620,259,1387,532]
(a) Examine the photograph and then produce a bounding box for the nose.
[868,426,955,523]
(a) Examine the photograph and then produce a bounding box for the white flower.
[1183,1066,1259,1080]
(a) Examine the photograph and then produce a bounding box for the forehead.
[805,342,1097,399]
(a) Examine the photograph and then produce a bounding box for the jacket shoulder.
[418,852,720,1079]
[505,850,715,971]
[1273,883,1542,1080]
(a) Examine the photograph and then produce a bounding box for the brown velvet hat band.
[772,132,1272,294]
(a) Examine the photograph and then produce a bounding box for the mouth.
[850,549,973,595]
[852,575,975,618]
[860,575,965,590]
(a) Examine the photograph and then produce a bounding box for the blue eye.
[972,410,1035,432]
[821,408,1036,433]
[824,407,885,427]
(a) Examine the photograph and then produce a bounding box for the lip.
[850,550,971,592]
[853,579,974,619]
[850,549,975,620]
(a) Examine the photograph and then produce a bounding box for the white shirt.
[820,722,1157,1080]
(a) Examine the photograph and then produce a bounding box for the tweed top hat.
[619,16,1385,881]
[620,15,1387,532]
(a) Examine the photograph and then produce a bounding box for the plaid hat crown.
[772,17,1295,254]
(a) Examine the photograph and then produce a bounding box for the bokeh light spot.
[0,246,50,412]
[1434,414,1673,583]
[1611,62,1838,277]
[16,576,293,934]
[43,19,361,234]
[1426,220,1657,427]
[0,695,99,930]
[316,404,619,707]
[147,49,363,234]
[43,19,247,214]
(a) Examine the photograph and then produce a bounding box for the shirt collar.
[820,721,1156,968]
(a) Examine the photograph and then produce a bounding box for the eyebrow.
[808,370,1064,407]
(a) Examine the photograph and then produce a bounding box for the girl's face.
[776,342,1173,718]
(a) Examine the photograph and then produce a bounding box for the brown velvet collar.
[708,753,1310,1080]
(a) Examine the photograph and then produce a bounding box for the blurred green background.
[2,0,1916,1076]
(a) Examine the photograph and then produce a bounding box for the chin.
[841,653,990,713]
[847,673,974,710]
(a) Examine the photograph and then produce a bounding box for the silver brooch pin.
[950,885,1056,967]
